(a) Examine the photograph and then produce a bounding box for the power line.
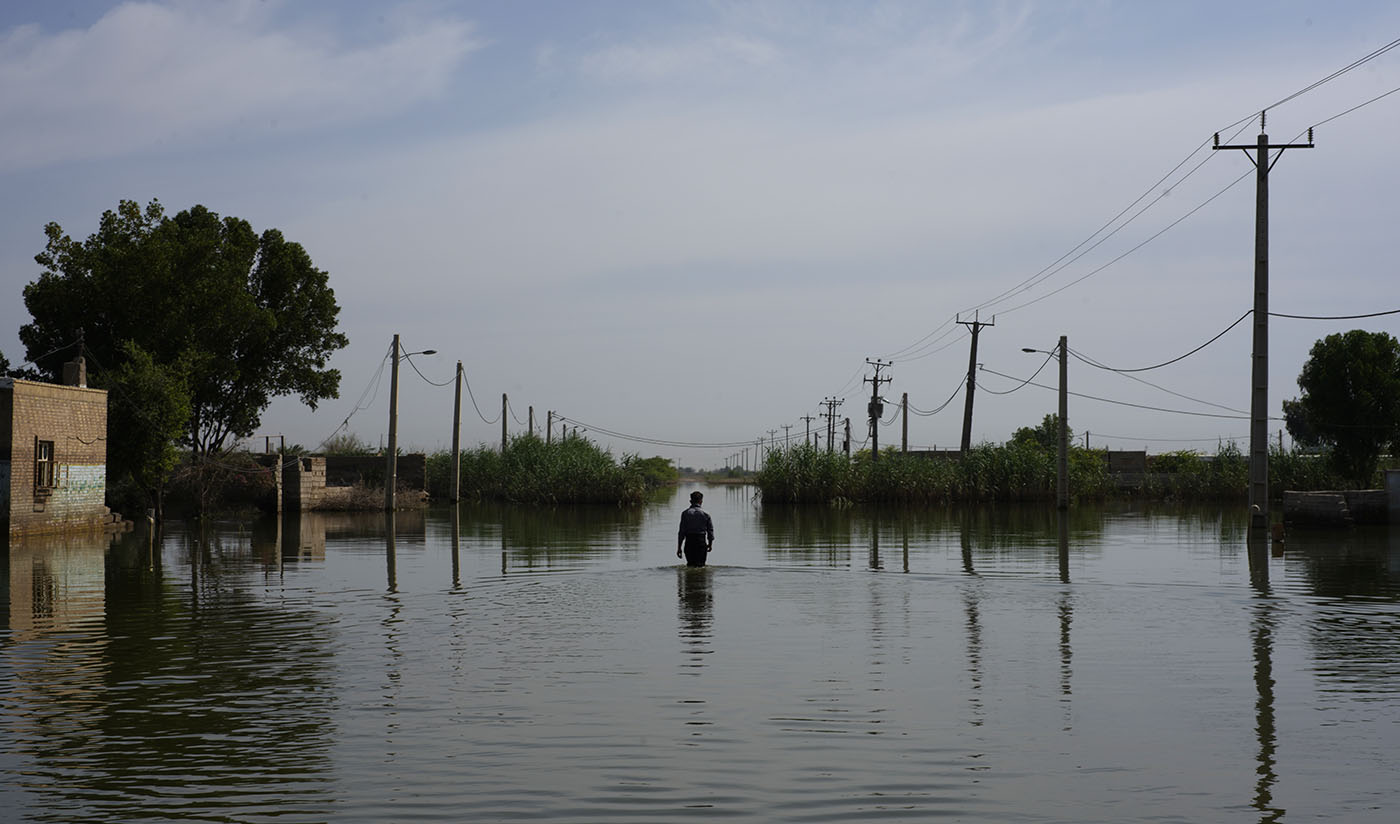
[555,415,756,449]
[980,365,1259,420]
[980,351,1055,396]
[908,374,967,416]
[1271,308,1400,320]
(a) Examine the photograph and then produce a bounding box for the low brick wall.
[282,454,428,511]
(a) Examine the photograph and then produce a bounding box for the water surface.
[3,486,1398,821]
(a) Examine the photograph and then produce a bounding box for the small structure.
[282,454,428,510]
[2,358,124,535]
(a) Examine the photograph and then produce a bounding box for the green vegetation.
[757,440,1347,505]
[21,199,348,457]
[1285,329,1400,486]
[426,434,674,505]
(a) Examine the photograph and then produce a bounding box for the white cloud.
[0,1,482,172]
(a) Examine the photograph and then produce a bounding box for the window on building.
[35,440,55,489]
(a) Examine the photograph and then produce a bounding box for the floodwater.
[3,485,1399,823]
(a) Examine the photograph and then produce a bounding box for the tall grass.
[426,434,651,505]
[757,441,1347,505]
[757,443,1111,505]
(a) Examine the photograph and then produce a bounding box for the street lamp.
[386,334,437,511]
[1023,335,1069,509]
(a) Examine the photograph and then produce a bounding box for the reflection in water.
[1250,575,1284,823]
[869,511,882,570]
[470,502,645,573]
[450,505,461,588]
[386,511,398,593]
[963,583,984,728]
[677,567,714,668]
[2,527,337,822]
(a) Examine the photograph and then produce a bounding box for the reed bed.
[757,442,1343,505]
[426,434,652,505]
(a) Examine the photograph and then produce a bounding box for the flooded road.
[3,485,1399,822]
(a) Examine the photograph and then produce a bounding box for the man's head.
[690,491,703,505]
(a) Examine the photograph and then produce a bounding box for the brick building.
[2,359,117,535]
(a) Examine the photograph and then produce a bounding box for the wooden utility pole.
[385,334,400,511]
[865,359,892,462]
[451,361,462,503]
[958,313,994,454]
[1213,120,1313,530]
[501,393,508,452]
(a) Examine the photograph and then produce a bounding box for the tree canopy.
[21,199,348,454]
[1285,329,1400,486]
[1010,413,1071,452]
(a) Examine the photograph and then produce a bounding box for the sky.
[2,1,1399,468]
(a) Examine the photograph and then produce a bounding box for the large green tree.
[1285,329,1400,486]
[21,199,348,454]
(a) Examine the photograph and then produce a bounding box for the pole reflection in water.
[450,505,461,589]
[868,511,882,571]
[962,583,984,728]
[1251,573,1283,822]
[385,511,397,593]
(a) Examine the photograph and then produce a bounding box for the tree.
[21,199,348,454]
[96,342,192,518]
[1011,413,1071,452]
[0,349,8,376]
[1286,329,1400,486]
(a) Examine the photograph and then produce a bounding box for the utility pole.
[386,334,401,511]
[1057,335,1068,510]
[501,393,508,452]
[843,418,851,459]
[801,415,816,447]
[528,406,534,438]
[864,359,891,462]
[822,398,843,454]
[958,312,994,454]
[901,392,908,453]
[1214,118,1313,530]
[782,424,792,449]
[451,361,462,503]
[546,411,553,445]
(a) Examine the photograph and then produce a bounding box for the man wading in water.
[677,491,714,567]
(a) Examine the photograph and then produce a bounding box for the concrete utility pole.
[528,406,534,438]
[1057,335,1068,510]
[864,359,892,462]
[386,335,400,511]
[546,411,553,445]
[501,394,508,452]
[451,361,462,503]
[822,398,844,454]
[385,335,436,510]
[801,415,816,447]
[782,423,792,448]
[901,392,909,453]
[958,313,994,454]
[1214,119,1313,530]
[844,418,851,459]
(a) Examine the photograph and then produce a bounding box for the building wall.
[3,380,109,534]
